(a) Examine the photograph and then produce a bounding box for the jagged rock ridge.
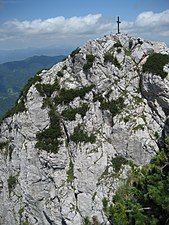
[0,34,169,225]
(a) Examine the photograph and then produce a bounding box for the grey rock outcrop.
[0,34,169,225]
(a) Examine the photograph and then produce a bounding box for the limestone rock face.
[0,34,169,225]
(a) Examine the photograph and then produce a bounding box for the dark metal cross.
[117,16,121,34]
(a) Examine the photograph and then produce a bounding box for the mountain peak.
[0,34,169,225]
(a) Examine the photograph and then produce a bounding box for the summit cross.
[117,16,121,34]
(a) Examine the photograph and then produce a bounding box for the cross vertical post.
[117,16,121,34]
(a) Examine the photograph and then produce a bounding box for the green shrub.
[123,115,130,123]
[94,94,125,118]
[114,42,122,48]
[100,96,125,117]
[83,216,101,225]
[109,97,124,117]
[125,49,131,56]
[36,83,53,97]
[62,65,67,70]
[67,159,74,182]
[111,156,128,173]
[18,207,24,217]
[102,137,169,225]
[35,108,62,153]
[91,216,100,225]
[104,52,114,64]
[35,83,44,96]
[102,197,109,216]
[83,217,92,225]
[36,78,60,97]
[142,53,169,79]
[154,131,160,139]
[62,104,89,121]
[70,47,81,63]
[22,219,31,225]
[70,47,80,58]
[104,52,121,69]
[41,97,52,109]
[133,124,144,131]
[0,141,8,150]
[129,40,133,49]
[114,57,121,69]
[93,93,105,103]
[55,85,94,105]
[57,71,64,77]
[117,48,122,53]
[134,96,143,105]
[83,54,95,72]
[7,175,17,194]
[70,125,96,144]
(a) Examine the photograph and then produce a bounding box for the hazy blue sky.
[0,0,168,50]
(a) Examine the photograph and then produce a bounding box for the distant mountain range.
[0,55,65,117]
[0,46,72,64]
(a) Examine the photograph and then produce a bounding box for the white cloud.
[4,14,103,35]
[0,10,169,49]
[135,10,169,27]
[122,10,169,40]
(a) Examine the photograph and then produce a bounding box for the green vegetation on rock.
[111,156,128,173]
[36,82,94,153]
[0,141,9,150]
[57,70,64,77]
[133,124,145,131]
[69,47,81,63]
[83,217,92,225]
[70,47,80,58]
[104,52,121,69]
[35,78,63,153]
[55,85,94,105]
[117,48,122,54]
[7,175,17,195]
[114,42,122,48]
[102,137,169,225]
[67,159,74,182]
[35,78,60,97]
[22,219,31,225]
[18,207,24,217]
[129,40,133,49]
[70,125,96,144]
[83,216,101,225]
[35,107,62,154]
[142,53,169,79]
[101,96,125,117]
[62,103,89,121]
[93,94,125,119]
[125,49,131,56]
[83,54,95,72]
[109,97,125,117]
[57,65,67,77]
[123,115,130,123]
[62,65,67,70]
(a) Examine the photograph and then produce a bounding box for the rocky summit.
[0,34,169,225]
